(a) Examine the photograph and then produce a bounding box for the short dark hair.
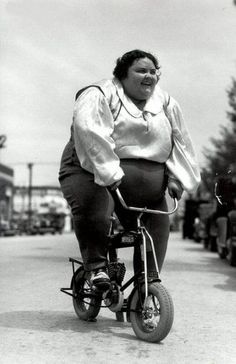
[113,49,161,81]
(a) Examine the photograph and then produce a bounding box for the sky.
[0,0,236,187]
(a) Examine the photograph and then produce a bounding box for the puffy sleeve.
[73,87,124,186]
[165,97,201,193]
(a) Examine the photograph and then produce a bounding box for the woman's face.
[121,57,158,101]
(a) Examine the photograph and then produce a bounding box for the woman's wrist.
[108,180,122,191]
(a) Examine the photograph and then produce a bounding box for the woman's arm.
[165,97,201,194]
[73,87,124,186]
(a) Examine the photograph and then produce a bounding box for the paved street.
[0,232,236,364]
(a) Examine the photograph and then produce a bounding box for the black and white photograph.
[1,1,236,363]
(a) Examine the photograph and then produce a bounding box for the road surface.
[0,232,236,364]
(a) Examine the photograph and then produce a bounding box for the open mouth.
[141,84,153,91]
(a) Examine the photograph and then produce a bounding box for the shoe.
[91,268,111,291]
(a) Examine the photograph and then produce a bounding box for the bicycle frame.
[114,189,178,309]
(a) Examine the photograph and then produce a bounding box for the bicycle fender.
[70,266,85,289]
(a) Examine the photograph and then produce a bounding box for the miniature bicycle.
[61,189,178,342]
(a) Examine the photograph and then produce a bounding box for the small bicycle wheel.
[72,267,102,321]
[130,282,174,343]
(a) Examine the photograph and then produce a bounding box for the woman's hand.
[168,179,183,200]
[108,180,122,191]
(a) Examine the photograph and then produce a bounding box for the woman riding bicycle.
[59,49,200,290]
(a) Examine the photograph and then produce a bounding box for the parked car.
[0,221,18,237]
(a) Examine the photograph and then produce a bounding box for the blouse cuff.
[94,165,125,186]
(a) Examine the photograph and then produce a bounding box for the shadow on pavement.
[166,242,236,293]
[0,310,137,340]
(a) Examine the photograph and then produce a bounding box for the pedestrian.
[59,49,200,290]
[215,165,236,255]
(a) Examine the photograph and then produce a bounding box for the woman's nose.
[144,72,156,81]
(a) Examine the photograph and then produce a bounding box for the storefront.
[0,163,14,232]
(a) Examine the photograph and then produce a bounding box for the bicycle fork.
[137,213,160,309]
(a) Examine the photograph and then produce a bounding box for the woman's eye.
[136,69,156,75]
[137,69,146,73]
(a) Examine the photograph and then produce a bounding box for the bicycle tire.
[72,267,101,321]
[130,282,174,342]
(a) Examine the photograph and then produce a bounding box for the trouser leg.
[59,171,114,271]
[143,197,170,273]
[72,211,111,271]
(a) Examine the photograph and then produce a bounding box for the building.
[13,185,72,233]
[0,163,14,231]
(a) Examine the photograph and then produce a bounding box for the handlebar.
[115,189,178,215]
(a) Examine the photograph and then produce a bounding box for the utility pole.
[27,163,33,230]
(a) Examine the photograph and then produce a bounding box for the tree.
[201,77,236,197]
[227,77,236,127]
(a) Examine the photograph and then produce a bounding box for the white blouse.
[73,78,201,193]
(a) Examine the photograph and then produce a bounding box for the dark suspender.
[75,85,105,101]
[75,85,122,121]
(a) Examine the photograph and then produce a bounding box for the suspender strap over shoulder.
[75,84,122,121]
[75,85,105,101]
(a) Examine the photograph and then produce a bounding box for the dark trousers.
[59,159,170,271]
